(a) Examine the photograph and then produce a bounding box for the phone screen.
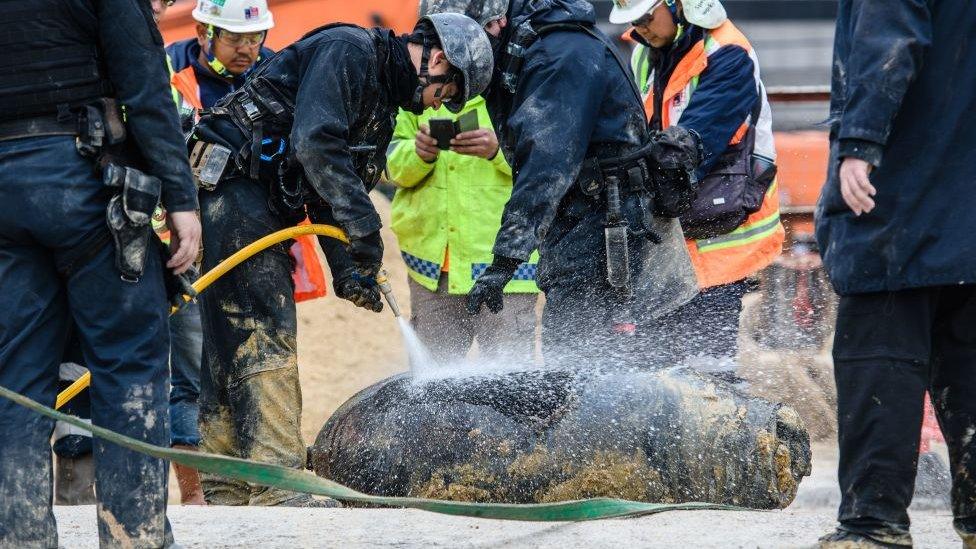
[456,110,480,134]
[429,118,455,150]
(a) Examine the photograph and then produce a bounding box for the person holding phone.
[387,5,540,366]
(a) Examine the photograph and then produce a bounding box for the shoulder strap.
[532,23,643,106]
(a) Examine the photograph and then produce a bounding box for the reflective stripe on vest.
[170,65,203,123]
[695,182,781,253]
[685,180,785,288]
[637,21,784,288]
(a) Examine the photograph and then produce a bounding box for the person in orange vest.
[612,0,784,381]
[166,0,276,130]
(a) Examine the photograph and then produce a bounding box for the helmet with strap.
[410,13,495,114]
[192,0,275,77]
[419,0,510,27]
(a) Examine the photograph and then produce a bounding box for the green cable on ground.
[0,384,748,522]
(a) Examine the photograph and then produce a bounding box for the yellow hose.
[55,224,350,410]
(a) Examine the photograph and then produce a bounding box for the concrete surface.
[53,506,960,548]
[54,442,961,548]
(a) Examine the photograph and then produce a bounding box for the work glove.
[333,271,384,313]
[467,256,521,315]
[318,231,384,313]
[649,126,703,218]
[347,230,384,279]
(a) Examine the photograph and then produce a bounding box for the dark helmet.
[419,0,510,27]
[421,13,494,112]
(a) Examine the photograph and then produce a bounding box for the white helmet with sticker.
[609,0,727,29]
[192,0,275,33]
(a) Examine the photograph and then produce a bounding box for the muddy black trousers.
[198,176,309,506]
[832,285,976,541]
[0,136,172,547]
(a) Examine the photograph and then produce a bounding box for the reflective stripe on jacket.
[633,21,784,289]
[387,96,539,295]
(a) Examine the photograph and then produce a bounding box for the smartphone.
[455,110,480,134]
[428,111,481,150]
[428,118,456,150]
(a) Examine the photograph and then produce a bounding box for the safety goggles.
[432,69,462,101]
[630,0,667,26]
[214,29,267,48]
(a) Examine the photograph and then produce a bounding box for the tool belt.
[0,114,78,142]
[2,98,164,282]
[572,147,660,297]
[0,98,126,151]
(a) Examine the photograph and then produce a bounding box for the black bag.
[679,125,776,240]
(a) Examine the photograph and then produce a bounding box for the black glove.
[317,229,383,313]
[467,256,521,315]
[333,271,384,313]
[347,230,383,278]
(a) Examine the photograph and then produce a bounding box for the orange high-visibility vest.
[641,21,784,289]
[170,65,328,302]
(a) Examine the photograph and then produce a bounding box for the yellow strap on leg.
[56,371,91,409]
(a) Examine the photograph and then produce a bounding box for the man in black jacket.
[0,0,200,546]
[816,1,976,547]
[430,0,700,367]
[190,13,493,506]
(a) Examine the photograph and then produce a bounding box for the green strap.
[0,384,748,521]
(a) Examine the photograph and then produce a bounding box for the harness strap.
[250,121,263,180]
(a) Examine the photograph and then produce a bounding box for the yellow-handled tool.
[55,223,398,410]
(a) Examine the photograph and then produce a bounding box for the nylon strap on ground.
[0,384,747,522]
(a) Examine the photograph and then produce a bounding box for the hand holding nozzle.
[375,270,402,318]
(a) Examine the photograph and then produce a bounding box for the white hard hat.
[192,0,275,33]
[682,0,727,29]
[608,0,727,29]
[608,0,663,25]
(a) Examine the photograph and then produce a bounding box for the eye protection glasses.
[630,0,666,26]
[215,29,267,48]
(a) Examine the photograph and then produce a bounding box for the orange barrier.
[160,0,421,49]
[774,130,829,237]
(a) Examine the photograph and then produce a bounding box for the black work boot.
[817,527,912,548]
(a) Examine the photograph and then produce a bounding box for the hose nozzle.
[375,270,402,318]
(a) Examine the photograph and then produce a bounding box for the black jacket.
[88,0,199,212]
[484,0,696,316]
[196,25,417,239]
[815,0,976,294]
[485,0,650,260]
